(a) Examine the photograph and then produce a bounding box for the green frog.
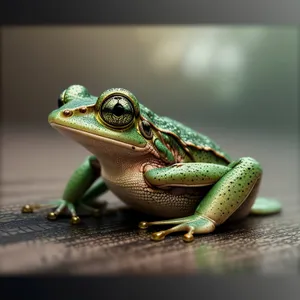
[22,85,281,242]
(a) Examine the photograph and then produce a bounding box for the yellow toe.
[138,221,149,229]
[47,212,57,220]
[21,205,33,213]
[183,233,194,243]
[151,231,166,241]
[71,216,81,225]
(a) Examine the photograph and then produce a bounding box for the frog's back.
[140,104,231,164]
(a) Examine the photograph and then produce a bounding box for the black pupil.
[112,103,124,116]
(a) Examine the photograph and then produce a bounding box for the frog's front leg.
[140,157,262,242]
[21,155,108,224]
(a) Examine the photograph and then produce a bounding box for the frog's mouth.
[50,123,148,153]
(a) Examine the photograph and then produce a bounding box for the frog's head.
[48,85,156,160]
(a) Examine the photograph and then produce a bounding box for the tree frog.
[22,85,281,242]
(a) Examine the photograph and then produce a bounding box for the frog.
[21,85,282,242]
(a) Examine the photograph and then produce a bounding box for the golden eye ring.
[99,95,135,128]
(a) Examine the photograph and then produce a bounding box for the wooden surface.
[0,129,299,274]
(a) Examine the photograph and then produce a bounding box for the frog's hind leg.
[140,157,263,242]
[250,197,282,215]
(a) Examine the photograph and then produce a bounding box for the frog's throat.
[50,123,147,151]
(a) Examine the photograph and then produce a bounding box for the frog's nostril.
[63,110,73,117]
[79,107,87,113]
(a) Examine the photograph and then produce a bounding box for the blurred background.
[1,26,299,206]
[2,26,298,133]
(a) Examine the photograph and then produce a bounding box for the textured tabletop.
[1,129,299,274]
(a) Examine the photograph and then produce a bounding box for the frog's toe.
[47,201,81,225]
[146,215,216,242]
[21,204,35,213]
[22,200,81,224]
[151,223,194,242]
[71,215,81,224]
[47,211,58,220]
[151,230,168,241]
[183,232,195,242]
[138,221,149,229]
[21,202,58,213]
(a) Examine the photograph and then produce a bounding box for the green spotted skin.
[195,157,262,224]
[140,106,231,163]
[144,163,230,187]
[26,85,282,242]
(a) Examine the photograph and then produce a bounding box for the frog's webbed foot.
[21,199,81,224]
[139,214,216,242]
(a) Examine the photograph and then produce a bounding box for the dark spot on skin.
[79,107,87,113]
[132,146,135,150]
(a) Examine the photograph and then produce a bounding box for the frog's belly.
[102,172,210,218]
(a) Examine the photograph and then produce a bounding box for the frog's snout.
[48,108,71,125]
[48,110,57,124]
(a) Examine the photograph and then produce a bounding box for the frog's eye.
[58,85,90,108]
[100,95,134,128]
[139,120,153,139]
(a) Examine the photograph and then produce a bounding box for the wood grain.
[0,130,299,274]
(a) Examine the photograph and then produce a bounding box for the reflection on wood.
[0,200,299,274]
[0,131,299,274]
